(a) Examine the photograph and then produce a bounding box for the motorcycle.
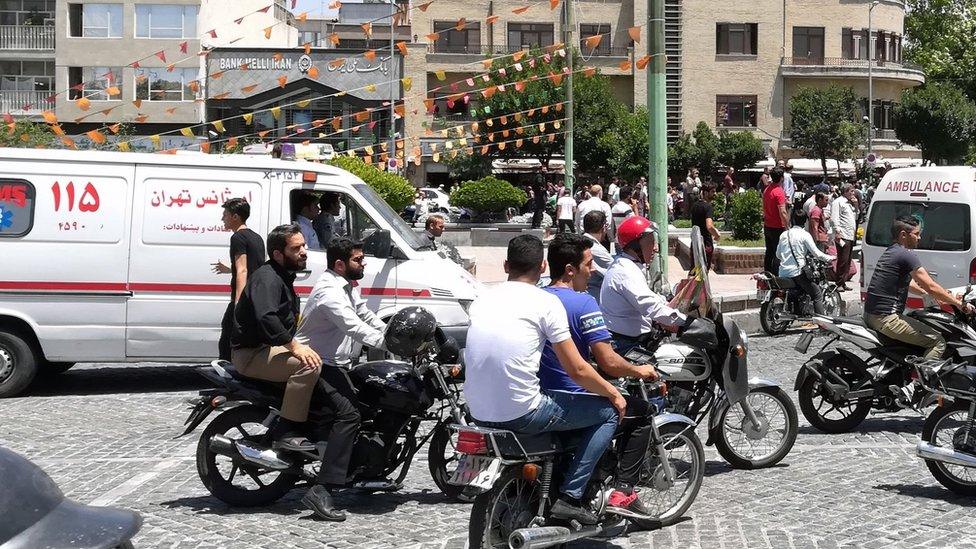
[454,379,705,549]
[624,310,799,469]
[794,296,976,434]
[754,257,841,336]
[912,355,976,496]
[178,329,471,506]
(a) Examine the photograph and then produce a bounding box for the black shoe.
[302,485,347,522]
[272,435,315,452]
[550,498,599,525]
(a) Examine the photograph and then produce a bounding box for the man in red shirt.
[762,167,789,273]
[806,192,830,253]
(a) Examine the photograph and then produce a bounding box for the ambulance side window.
[0,179,36,238]
[288,189,384,253]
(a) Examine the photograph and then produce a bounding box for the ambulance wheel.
[0,330,38,398]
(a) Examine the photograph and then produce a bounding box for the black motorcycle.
[178,324,470,506]
[755,257,841,335]
[795,300,976,433]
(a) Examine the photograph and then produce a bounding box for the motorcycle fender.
[175,398,254,438]
[705,398,730,446]
[748,377,780,389]
[794,349,864,391]
[653,412,697,431]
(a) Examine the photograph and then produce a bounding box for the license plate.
[448,454,502,489]
[757,290,771,301]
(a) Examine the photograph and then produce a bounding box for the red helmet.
[616,216,657,249]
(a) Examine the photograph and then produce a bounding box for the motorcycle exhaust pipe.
[917,441,976,468]
[208,435,292,470]
[508,525,603,549]
[208,435,237,457]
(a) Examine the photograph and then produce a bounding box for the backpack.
[791,192,809,226]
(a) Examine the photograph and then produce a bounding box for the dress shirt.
[296,215,321,250]
[583,232,613,303]
[576,197,612,233]
[777,228,835,278]
[600,254,686,337]
[296,269,386,367]
[830,196,857,241]
[782,172,796,201]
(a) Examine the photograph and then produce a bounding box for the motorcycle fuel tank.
[349,360,433,415]
[654,342,712,382]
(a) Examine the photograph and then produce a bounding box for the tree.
[328,155,415,212]
[788,85,865,179]
[0,120,55,149]
[692,121,719,177]
[572,72,627,174]
[717,130,766,173]
[904,0,976,102]
[444,150,491,182]
[600,107,649,181]
[894,83,976,165]
[667,132,698,181]
[450,176,526,220]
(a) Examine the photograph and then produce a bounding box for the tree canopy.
[788,85,865,179]
[894,83,976,165]
[904,0,976,102]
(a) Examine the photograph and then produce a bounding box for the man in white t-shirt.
[576,184,612,235]
[555,194,577,233]
[463,235,627,525]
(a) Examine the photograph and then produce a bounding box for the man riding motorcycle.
[294,236,388,521]
[864,215,974,360]
[539,233,661,516]
[600,216,692,353]
[776,224,835,316]
[462,234,627,525]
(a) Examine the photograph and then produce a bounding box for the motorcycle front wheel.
[196,405,298,507]
[921,401,976,496]
[427,421,470,502]
[759,300,791,336]
[468,467,541,549]
[715,386,798,469]
[822,288,842,317]
[630,422,705,529]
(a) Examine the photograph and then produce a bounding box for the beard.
[283,255,307,272]
[347,266,365,281]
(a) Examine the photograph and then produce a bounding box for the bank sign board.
[207,49,401,102]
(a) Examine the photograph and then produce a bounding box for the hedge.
[729,190,763,240]
[450,176,527,217]
[329,156,415,213]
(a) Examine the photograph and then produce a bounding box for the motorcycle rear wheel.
[196,405,299,507]
[921,401,976,496]
[630,422,704,529]
[822,289,841,317]
[759,301,790,336]
[715,386,798,469]
[468,468,541,549]
[797,365,872,434]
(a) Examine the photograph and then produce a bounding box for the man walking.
[762,167,789,274]
[582,211,613,304]
[807,192,830,253]
[212,198,266,361]
[691,183,721,271]
[577,185,612,236]
[831,184,857,290]
[556,191,577,233]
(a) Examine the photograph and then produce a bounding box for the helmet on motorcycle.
[0,446,142,547]
[384,306,438,357]
[616,216,657,249]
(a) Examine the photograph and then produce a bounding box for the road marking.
[89,444,195,506]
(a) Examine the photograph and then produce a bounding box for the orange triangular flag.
[308,66,319,78]
[331,117,342,131]
[242,84,258,93]
[361,22,372,38]
[328,33,340,46]
[513,50,526,62]
[513,6,529,14]
[486,15,500,24]
[50,124,64,136]
[209,70,224,79]
[200,142,211,153]
[166,63,175,72]
[86,130,106,144]
[263,26,273,39]
[132,99,142,108]
[212,92,231,100]
[328,0,341,8]
[42,111,57,124]
[329,58,345,69]
[60,136,77,149]
[76,97,91,111]
[629,26,642,43]
[550,0,560,8]
[108,123,121,134]
[105,86,120,97]
[188,80,200,93]
[548,72,563,85]
[636,54,651,69]
[227,137,238,149]
[426,32,439,42]
[396,41,408,56]
[455,18,466,31]
[417,1,433,11]
[258,130,269,138]
[304,42,311,55]
[296,11,308,22]
[273,53,283,62]
[165,107,177,115]
[619,60,632,71]
[355,111,369,122]
[135,115,149,123]
[583,67,596,77]
[423,98,435,112]
[584,35,602,49]
[278,75,288,88]
[364,50,377,61]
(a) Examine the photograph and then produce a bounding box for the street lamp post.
[867,0,879,188]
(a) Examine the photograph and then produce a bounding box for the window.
[0,179,36,238]
[69,3,123,38]
[507,23,554,50]
[861,98,896,130]
[579,23,611,55]
[0,0,54,25]
[135,67,197,101]
[353,183,429,251]
[433,20,481,53]
[792,27,824,62]
[298,30,320,47]
[843,28,902,62]
[716,95,757,127]
[68,66,121,100]
[0,60,53,91]
[866,202,971,251]
[716,23,757,55]
[135,4,197,38]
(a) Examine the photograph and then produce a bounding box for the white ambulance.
[0,148,481,397]
[862,166,976,306]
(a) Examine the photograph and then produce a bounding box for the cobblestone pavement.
[3,333,976,549]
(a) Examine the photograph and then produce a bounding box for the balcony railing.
[581,46,632,57]
[781,56,923,72]
[0,90,55,114]
[0,25,55,51]
[430,44,632,57]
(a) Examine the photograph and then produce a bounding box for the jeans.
[218,301,235,361]
[610,332,642,356]
[835,238,853,285]
[557,219,575,233]
[479,391,619,499]
[791,271,825,315]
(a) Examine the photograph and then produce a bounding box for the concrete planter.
[674,237,764,275]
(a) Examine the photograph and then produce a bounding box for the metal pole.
[867,2,875,188]
[647,0,668,290]
[389,0,397,168]
[563,0,574,192]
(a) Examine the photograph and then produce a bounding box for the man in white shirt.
[295,237,387,517]
[576,184,612,235]
[781,162,796,202]
[582,211,613,303]
[608,179,620,205]
[295,192,321,251]
[776,226,835,315]
[555,193,577,233]
[463,234,626,525]
[601,216,690,354]
[830,184,858,290]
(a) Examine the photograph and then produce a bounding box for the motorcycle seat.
[768,276,796,290]
[218,362,287,394]
[832,316,866,327]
